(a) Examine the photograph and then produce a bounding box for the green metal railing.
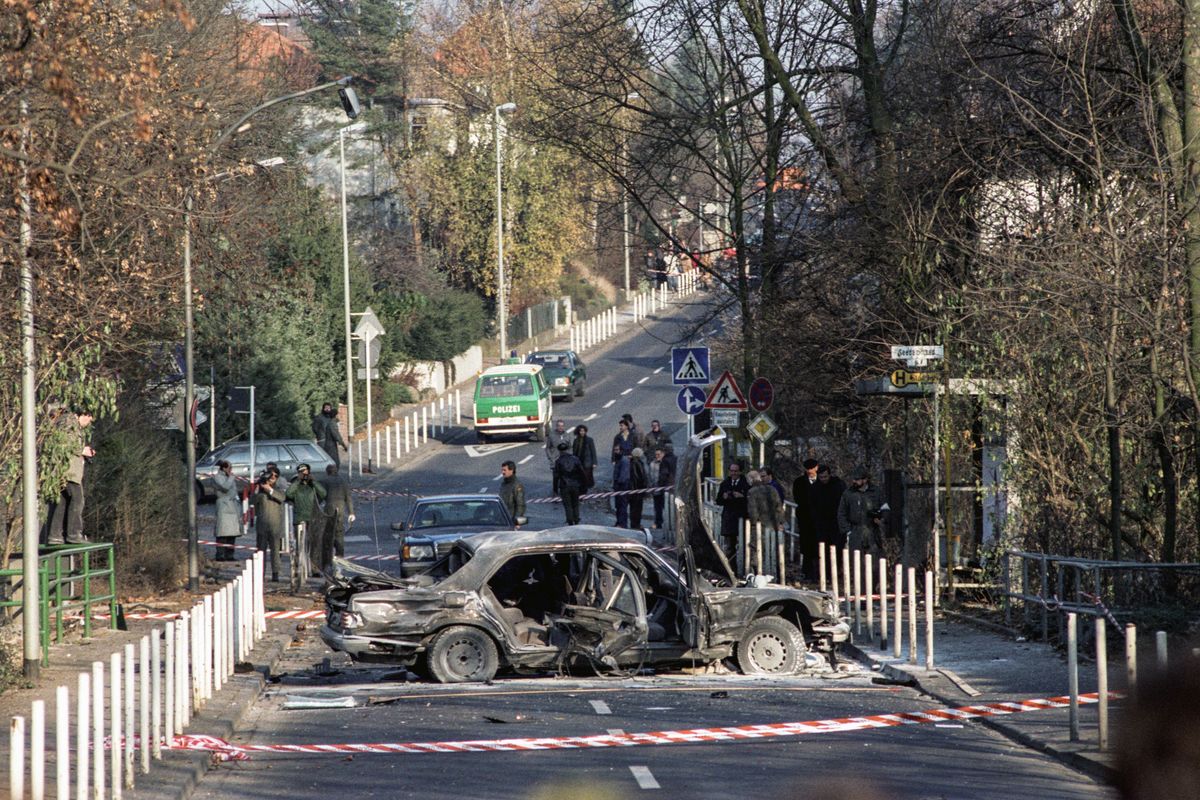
[0,543,118,665]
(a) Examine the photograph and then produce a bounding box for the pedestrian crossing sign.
[704,370,748,410]
[671,346,710,385]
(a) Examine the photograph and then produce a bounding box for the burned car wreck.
[321,430,849,683]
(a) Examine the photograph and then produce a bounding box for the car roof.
[413,494,501,504]
[528,350,570,357]
[461,526,648,555]
[480,364,543,376]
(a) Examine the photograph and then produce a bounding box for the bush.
[380,381,416,408]
[404,290,487,360]
[84,400,187,594]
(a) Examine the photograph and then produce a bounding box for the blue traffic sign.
[677,386,707,416]
[671,346,710,385]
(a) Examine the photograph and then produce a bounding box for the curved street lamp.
[494,102,516,358]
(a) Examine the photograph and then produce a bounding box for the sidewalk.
[843,610,1120,784]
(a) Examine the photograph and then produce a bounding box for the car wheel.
[736,616,804,675]
[533,422,547,442]
[575,379,585,398]
[427,626,499,684]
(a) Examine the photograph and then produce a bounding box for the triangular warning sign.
[675,352,707,382]
[704,371,747,410]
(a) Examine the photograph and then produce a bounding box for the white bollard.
[421,408,428,444]
[110,652,121,800]
[201,596,213,701]
[123,645,134,787]
[828,545,840,609]
[1068,612,1080,742]
[385,427,391,464]
[356,440,363,475]
[818,545,826,591]
[893,562,903,659]
[924,570,935,670]
[393,421,401,461]
[1125,623,1137,692]
[139,639,149,775]
[455,390,462,424]
[907,567,918,663]
[92,660,104,800]
[56,686,68,800]
[404,417,411,453]
[865,554,874,640]
[841,547,851,619]
[177,613,189,727]
[879,558,888,650]
[256,552,267,639]
[31,700,44,800]
[1156,630,1168,668]
[11,714,25,800]
[1097,617,1108,751]
[77,672,89,800]
[152,628,163,759]
[852,549,862,634]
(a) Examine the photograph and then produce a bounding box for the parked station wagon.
[321,430,848,682]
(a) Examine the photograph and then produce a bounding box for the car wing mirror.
[390,521,405,531]
[515,516,528,526]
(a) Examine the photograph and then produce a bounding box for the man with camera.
[252,468,287,581]
[285,463,326,588]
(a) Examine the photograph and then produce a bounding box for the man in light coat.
[252,469,287,581]
[212,459,241,562]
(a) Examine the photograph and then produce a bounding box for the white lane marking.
[620,388,633,396]
[478,486,488,493]
[464,442,526,458]
[606,729,625,736]
[653,367,664,374]
[629,766,660,790]
[491,474,502,482]
[602,400,616,409]
[518,454,534,465]
[344,535,372,543]
[589,700,612,715]
[585,413,598,421]
[637,377,649,384]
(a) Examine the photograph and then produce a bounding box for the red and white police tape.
[84,608,326,622]
[350,486,671,503]
[193,539,399,561]
[163,691,1119,760]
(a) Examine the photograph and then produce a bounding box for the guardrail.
[0,543,118,664]
[7,553,267,799]
[1002,550,1200,642]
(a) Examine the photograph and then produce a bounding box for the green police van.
[472,363,553,443]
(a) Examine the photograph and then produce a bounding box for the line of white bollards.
[8,552,267,799]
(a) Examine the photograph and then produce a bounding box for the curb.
[841,640,1115,786]
[127,627,294,800]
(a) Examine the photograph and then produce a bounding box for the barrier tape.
[350,486,672,503]
[193,539,398,562]
[77,609,326,622]
[164,691,1120,760]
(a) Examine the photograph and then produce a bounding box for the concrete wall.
[390,345,483,395]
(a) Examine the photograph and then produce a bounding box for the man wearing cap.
[838,465,884,557]
[553,442,586,525]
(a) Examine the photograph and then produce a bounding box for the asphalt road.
[337,298,722,562]
[187,627,1109,800]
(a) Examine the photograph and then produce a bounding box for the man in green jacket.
[498,461,526,527]
[286,463,326,587]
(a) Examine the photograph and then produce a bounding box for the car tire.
[735,616,805,675]
[575,380,585,398]
[533,422,547,443]
[427,626,499,684]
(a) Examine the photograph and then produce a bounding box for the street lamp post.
[339,123,366,471]
[184,77,359,591]
[494,102,516,359]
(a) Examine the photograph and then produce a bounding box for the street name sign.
[748,377,774,412]
[672,346,710,385]
[712,409,740,428]
[676,386,706,416]
[705,371,748,410]
[890,344,943,368]
[747,413,778,442]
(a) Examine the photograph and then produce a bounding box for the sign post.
[354,307,386,472]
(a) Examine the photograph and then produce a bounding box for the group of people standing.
[714,457,886,580]
[210,403,355,583]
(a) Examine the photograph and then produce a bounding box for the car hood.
[404,525,511,543]
[673,427,738,585]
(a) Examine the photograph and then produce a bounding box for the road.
[337,298,720,561]
[187,625,1109,800]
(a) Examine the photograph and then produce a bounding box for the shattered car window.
[425,543,474,580]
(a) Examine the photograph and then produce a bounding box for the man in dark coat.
[498,460,526,525]
[316,464,355,571]
[628,447,649,529]
[792,459,820,579]
[650,446,675,528]
[644,420,672,454]
[312,402,348,467]
[46,410,95,545]
[252,469,287,582]
[812,464,847,548]
[715,462,750,562]
[838,465,884,557]
[545,419,572,468]
[572,424,597,490]
[553,442,586,525]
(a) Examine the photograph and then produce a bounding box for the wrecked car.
[321,429,849,683]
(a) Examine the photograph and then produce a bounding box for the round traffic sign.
[748,377,774,412]
[677,386,706,416]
